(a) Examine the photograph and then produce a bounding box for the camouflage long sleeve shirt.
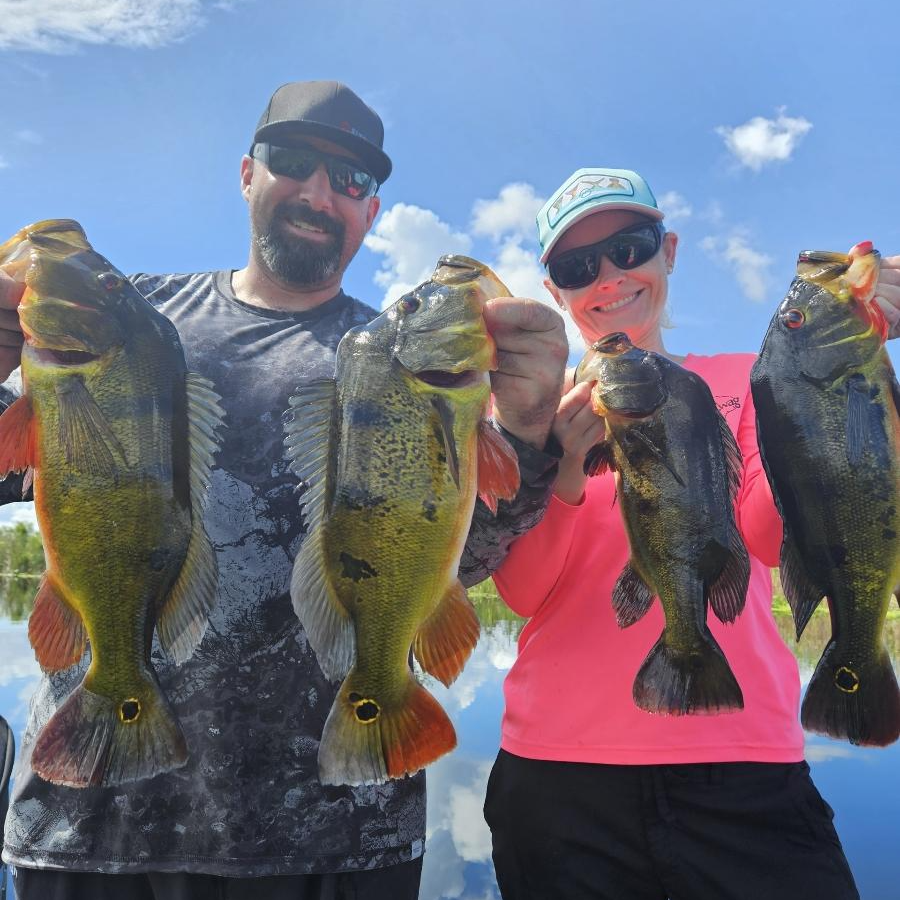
[2,271,558,876]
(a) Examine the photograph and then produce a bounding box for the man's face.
[241,135,380,288]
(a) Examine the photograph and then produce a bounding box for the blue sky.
[1,0,899,526]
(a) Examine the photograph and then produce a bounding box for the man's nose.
[293,163,334,211]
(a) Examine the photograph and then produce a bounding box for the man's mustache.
[275,203,343,238]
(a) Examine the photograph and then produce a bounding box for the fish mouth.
[413,368,483,389]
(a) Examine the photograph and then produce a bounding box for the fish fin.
[630,429,685,487]
[779,534,824,639]
[30,676,187,787]
[612,563,655,627]
[477,420,520,515]
[431,396,460,491]
[801,641,900,747]
[156,374,225,664]
[716,409,743,507]
[0,395,36,475]
[27,575,88,671]
[708,525,750,624]
[845,374,871,465]
[584,441,615,477]
[318,671,456,786]
[633,630,744,716]
[55,376,126,476]
[414,579,480,686]
[284,379,354,680]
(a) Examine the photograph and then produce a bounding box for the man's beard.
[255,202,345,287]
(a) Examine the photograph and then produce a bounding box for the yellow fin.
[55,376,126,476]
[414,579,479,687]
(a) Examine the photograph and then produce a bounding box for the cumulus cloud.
[716,110,812,172]
[364,203,472,309]
[657,191,692,223]
[700,233,774,303]
[0,0,239,52]
[471,183,544,242]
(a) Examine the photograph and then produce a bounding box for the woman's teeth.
[596,292,639,312]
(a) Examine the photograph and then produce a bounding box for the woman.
[483,167,897,900]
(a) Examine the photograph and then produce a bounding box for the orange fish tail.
[31,675,187,788]
[318,672,456,786]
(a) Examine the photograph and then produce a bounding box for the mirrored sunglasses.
[547,221,665,290]
[251,143,378,200]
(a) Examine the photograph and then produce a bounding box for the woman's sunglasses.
[251,143,378,200]
[547,221,666,290]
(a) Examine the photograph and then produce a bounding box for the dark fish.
[578,332,749,715]
[751,242,900,746]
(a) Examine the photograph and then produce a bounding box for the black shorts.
[484,749,859,900]
[12,857,422,900]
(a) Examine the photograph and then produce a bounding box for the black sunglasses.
[251,143,378,200]
[547,221,666,290]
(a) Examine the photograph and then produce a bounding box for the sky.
[0,0,898,528]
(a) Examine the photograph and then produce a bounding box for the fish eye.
[782,308,805,329]
[399,294,421,314]
[98,272,123,291]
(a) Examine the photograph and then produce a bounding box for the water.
[0,581,897,899]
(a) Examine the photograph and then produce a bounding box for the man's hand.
[873,255,900,340]
[0,271,24,383]
[484,297,568,450]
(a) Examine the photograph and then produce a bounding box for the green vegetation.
[0,522,45,621]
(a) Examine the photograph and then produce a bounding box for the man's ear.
[365,195,381,231]
[240,156,254,203]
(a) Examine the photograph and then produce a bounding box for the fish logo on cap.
[547,174,635,227]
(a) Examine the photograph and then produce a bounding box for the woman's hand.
[551,375,607,505]
[873,254,900,340]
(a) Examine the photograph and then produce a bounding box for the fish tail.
[633,630,744,716]
[801,641,900,747]
[30,674,187,788]
[318,671,456,786]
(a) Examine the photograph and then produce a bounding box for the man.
[0,81,568,900]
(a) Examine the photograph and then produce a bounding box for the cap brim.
[254,120,392,184]
[540,202,664,264]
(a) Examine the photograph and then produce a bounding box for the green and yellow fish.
[0,219,225,786]
[284,255,520,785]
[577,332,749,715]
[751,242,900,746]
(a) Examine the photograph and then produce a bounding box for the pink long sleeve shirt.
[493,353,805,765]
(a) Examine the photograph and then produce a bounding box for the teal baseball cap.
[537,168,664,263]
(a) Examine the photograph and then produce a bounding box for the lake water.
[0,579,897,900]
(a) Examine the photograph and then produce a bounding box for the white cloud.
[700,233,774,303]
[471,183,544,242]
[364,203,472,309]
[716,110,812,172]
[657,191,692,223]
[0,503,38,529]
[0,0,228,52]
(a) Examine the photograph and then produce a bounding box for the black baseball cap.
[253,81,392,184]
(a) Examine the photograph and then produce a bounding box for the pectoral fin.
[629,429,685,487]
[612,563,654,627]
[0,395,36,476]
[845,374,871,466]
[584,440,615,477]
[28,575,88,671]
[414,579,480,687]
[284,379,354,680]
[157,373,226,663]
[431,396,460,490]
[56,376,126,476]
[477,421,520,514]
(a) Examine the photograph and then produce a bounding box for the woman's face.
[544,209,678,348]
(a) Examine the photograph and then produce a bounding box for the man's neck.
[231,263,343,312]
